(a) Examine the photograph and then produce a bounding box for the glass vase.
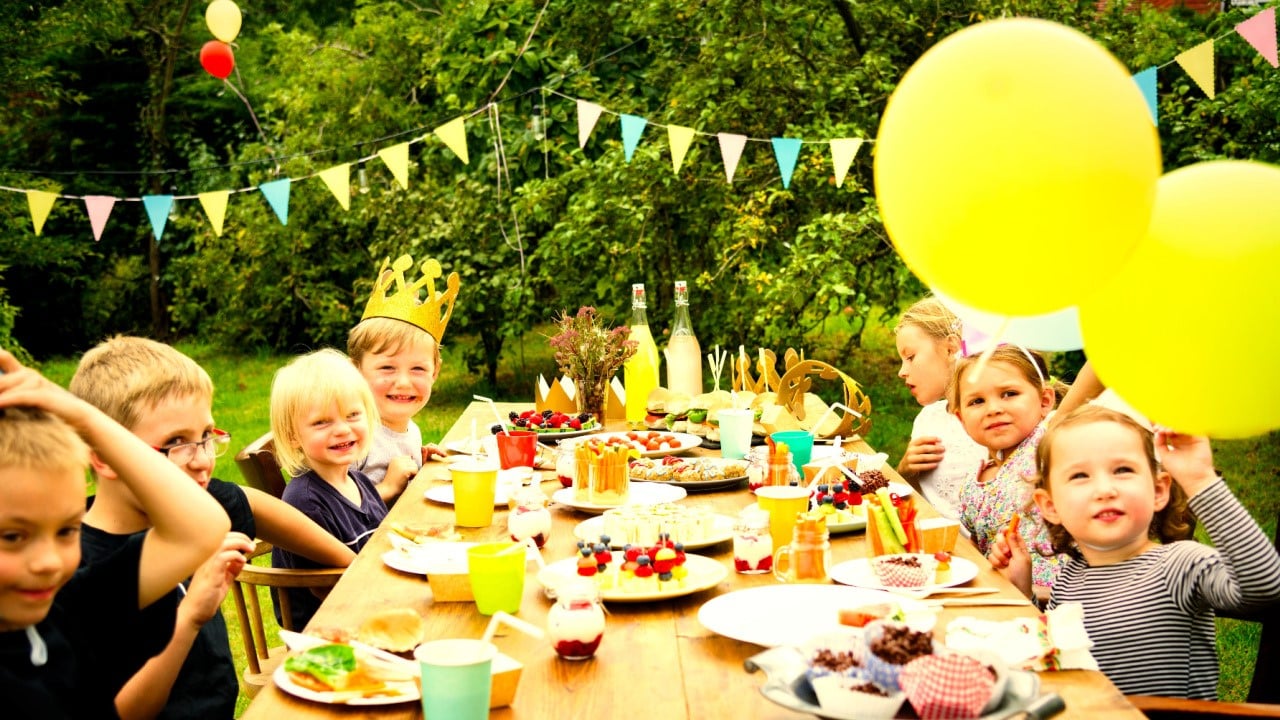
[574,376,608,424]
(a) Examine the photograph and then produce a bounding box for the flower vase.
[575,376,608,424]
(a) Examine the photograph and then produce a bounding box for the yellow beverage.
[624,284,661,428]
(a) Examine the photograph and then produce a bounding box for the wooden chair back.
[234,432,288,499]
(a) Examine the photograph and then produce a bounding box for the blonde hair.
[0,406,91,477]
[348,317,441,367]
[946,345,1069,413]
[1035,405,1193,558]
[69,336,212,430]
[895,297,962,342]
[269,349,380,477]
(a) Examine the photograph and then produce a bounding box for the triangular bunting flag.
[1176,40,1215,99]
[142,195,174,242]
[1133,67,1158,126]
[198,191,231,236]
[377,142,410,189]
[717,133,747,183]
[668,125,695,174]
[620,114,648,162]
[577,100,604,150]
[433,116,470,164]
[771,137,802,189]
[258,179,291,225]
[318,164,351,211]
[27,190,58,236]
[83,195,116,242]
[829,138,863,189]
[1236,8,1277,68]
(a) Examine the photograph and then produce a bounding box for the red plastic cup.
[495,430,537,469]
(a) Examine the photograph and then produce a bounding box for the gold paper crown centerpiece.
[361,255,460,343]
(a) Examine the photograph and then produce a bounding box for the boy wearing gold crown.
[349,255,460,503]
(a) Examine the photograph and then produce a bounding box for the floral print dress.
[958,421,1061,590]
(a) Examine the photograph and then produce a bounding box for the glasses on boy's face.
[153,429,231,465]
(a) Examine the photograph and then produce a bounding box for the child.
[950,345,1065,597]
[0,350,228,718]
[1003,405,1280,699]
[348,254,460,503]
[70,336,356,719]
[270,348,388,630]
[893,297,986,520]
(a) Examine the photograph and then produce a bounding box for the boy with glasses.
[71,336,356,719]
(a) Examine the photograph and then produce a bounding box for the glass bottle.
[624,284,661,429]
[665,280,703,397]
[547,578,606,660]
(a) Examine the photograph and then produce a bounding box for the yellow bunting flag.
[377,142,410,190]
[433,116,470,164]
[668,125,695,174]
[829,138,863,189]
[27,190,58,236]
[197,191,231,236]
[318,164,351,211]
[1176,40,1216,99]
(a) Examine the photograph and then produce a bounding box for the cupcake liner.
[810,674,906,720]
[900,653,997,719]
[872,554,937,588]
[862,621,936,691]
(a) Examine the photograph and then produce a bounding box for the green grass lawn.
[36,317,1278,711]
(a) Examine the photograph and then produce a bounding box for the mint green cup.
[415,639,496,720]
[771,430,815,475]
[717,408,755,460]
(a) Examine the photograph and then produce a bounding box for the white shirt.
[356,422,423,485]
[909,400,986,521]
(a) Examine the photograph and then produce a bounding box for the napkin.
[943,602,1098,672]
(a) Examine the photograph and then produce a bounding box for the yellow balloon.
[206,0,242,43]
[1079,160,1280,438]
[875,18,1161,317]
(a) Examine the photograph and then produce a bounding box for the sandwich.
[356,608,427,653]
[284,643,410,696]
[663,391,692,432]
[644,387,692,431]
[686,390,732,438]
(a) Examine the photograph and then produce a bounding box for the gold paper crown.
[360,255,460,343]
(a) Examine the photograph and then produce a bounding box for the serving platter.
[628,456,749,492]
[536,553,727,603]
[551,482,687,514]
[572,513,735,550]
[572,431,702,458]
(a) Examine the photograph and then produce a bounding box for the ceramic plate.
[572,513,735,550]
[272,639,419,707]
[578,431,702,458]
[381,549,431,576]
[742,502,866,535]
[551,482,688,514]
[699,434,766,450]
[697,585,936,648]
[502,424,601,442]
[829,555,980,591]
[536,553,727,603]
[629,457,749,492]
[424,483,512,507]
[444,437,490,456]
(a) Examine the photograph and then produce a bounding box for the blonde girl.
[893,297,986,520]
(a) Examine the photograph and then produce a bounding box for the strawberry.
[569,418,582,430]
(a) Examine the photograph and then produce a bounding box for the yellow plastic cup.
[754,485,811,551]
[466,542,526,615]
[451,459,499,527]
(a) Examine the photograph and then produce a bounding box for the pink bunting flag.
[717,133,747,183]
[83,195,117,242]
[1236,8,1277,68]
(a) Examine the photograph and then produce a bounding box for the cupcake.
[862,621,936,691]
[900,651,1003,719]
[871,553,937,588]
[802,630,866,683]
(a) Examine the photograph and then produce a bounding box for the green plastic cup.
[466,542,526,615]
[771,430,815,475]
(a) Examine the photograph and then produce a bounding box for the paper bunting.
[434,116,469,164]
[668,124,695,174]
[771,137,802,189]
[829,138,863,189]
[258,179,290,225]
[318,164,351,211]
[577,100,604,149]
[84,196,116,241]
[377,142,410,189]
[717,133,747,183]
[27,190,58,236]
[142,195,174,241]
[198,191,230,235]
[620,114,647,162]
[1236,8,1277,68]
[1133,67,1159,126]
[1176,40,1216,99]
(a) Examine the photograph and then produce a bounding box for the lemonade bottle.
[665,280,703,397]
[624,284,661,429]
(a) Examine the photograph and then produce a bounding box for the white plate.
[579,431,702,458]
[697,585,936,648]
[444,437,490,456]
[503,424,600,442]
[424,483,512,506]
[272,652,419,705]
[830,555,980,591]
[381,549,431,576]
[551,482,688,514]
[572,513,735,550]
[536,553,727,603]
[742,502,866,535]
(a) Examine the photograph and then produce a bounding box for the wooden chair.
[227,541,346,697]
[234,431,287,499]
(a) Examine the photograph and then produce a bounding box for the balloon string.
[965,316,1011,386]
[222,78,277,172]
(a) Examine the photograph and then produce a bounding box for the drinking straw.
[481,610,546,644]
[809,401,865,440]
[474,394,510,436]
[964,316,1010,385]
[759,348,769,393]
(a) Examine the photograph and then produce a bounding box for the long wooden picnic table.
[241,401,1145,719]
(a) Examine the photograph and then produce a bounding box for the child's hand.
[179,532,253,630]
[989,516,1033,599]
[0,351,94,429]
[386,455,418,491]
[900,435,945,474]
[422,443,447,464]
[1154,430,1217,498]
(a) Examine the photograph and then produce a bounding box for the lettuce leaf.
[284,643,356,689]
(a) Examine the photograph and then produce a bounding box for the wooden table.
[242,402,1144,719]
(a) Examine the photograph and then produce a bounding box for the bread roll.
[356,609,426,652]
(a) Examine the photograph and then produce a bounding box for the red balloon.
[200,40,235,80]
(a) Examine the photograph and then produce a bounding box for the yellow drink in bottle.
[625,284,661,428]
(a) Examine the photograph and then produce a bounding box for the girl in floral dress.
[949,345,1067,599]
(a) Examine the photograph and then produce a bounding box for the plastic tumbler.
[451,459,499,527]
[717,408,755,460]
[416,638,496,720]
[495,430,537,469]
[771,430,814,475]
[466,542,526,615]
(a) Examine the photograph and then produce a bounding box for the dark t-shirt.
[1,534,174,719]
[80,478,255,720]
[272,469,386,629]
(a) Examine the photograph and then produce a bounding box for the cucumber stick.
[876,488,909,545]
[870,502,905,554]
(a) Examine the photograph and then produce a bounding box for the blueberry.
[508,410,519,420]
[542,409,554,418]
[577,413,591,422]
[599,534,612,545]
[490,423,504,435]
[674,542,685,552]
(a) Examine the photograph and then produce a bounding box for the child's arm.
[375,456,416,503]
[0,351,229,608]
[897,435,944,482]
[243,486,356,567]
[989,516,1034,599]
[114,532,253,720]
